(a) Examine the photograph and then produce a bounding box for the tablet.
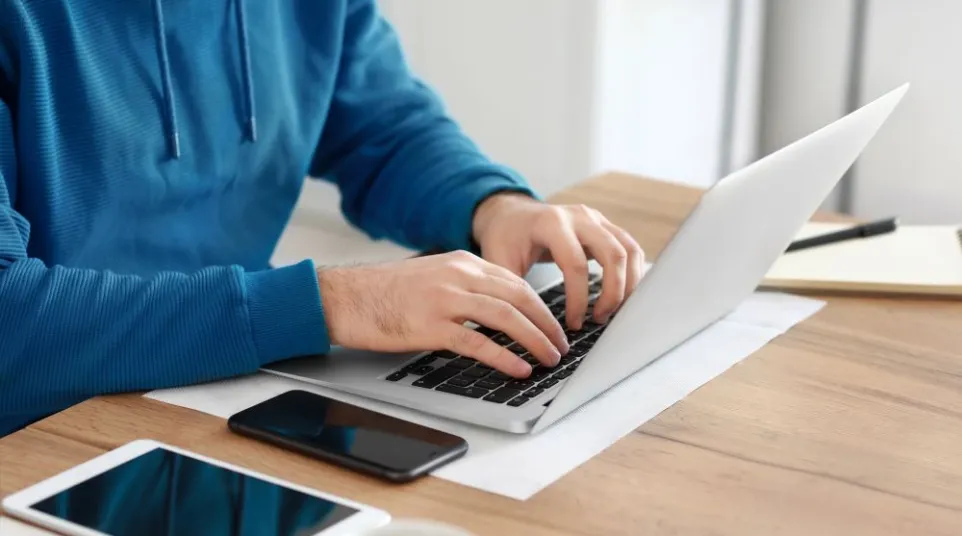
[2,439,390,536]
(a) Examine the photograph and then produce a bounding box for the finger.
[464,294,562,367]
[471,260,569,354]
[600,220,645,296]
[481,246,529,278]
[541,220,590,330]
[576,222,628,323]
[447,325,532,378]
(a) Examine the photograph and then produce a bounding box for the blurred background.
[276,0,961,265]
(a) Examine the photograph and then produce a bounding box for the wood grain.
[3,173,962,535]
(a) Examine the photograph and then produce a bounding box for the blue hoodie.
[0,0,534,435]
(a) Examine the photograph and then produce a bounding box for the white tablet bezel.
[2,439,390,536]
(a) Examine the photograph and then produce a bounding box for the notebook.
[762,222,962,297]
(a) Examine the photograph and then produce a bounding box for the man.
[0,0,643,436]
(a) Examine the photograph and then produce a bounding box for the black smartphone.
[227,390,468,483]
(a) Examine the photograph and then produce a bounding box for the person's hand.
[316,252,569,378]
[472,193,645,329]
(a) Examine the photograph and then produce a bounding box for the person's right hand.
[316,251,569,378]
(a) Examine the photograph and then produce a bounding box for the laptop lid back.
[532,85,908,433]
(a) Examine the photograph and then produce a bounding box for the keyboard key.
[541,378,560,388]
[567,344,590,357]
[522,355,540,366]
[412,366,460,388]
[584,319,601,330]
[548,302,567,315]
[528,367,554,382]
[474,378,504,390]
[475,364,494,372]
[507,380,535,390]
[411,365,434,375]
[433,350,458,359]
[386,371,407,382]
[488,371,513,382]
[447,376,475,387]
[569,361,581,370]
[448,358,475,369]
[483,387,522,403]
[589,281,603,293]
[527,386,545,397]
[547,282,565,294]
[475,326,498,337]
[492,333,514,346]
[540,289,564,302]
[436,384,490,399]
[461,367,490,379]
[416,355,436,366]
[564,329,586,343]
[559,355,576,366]
[583,332,602,344]
[507,396,531,407]
[557,369,574,379]
[505,342,525,355]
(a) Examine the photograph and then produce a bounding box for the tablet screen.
[28,447,359,536]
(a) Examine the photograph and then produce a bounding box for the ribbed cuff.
[439,170,541,252]
[244,260,330,365]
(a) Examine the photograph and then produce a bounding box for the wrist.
[472,192,539,245]
[316,266,347,347]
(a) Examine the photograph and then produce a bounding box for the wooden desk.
[3,173,962,535]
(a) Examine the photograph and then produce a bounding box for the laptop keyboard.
[383,275,610,407]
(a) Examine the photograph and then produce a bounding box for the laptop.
[266,85,908,434]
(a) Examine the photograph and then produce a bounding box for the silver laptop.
[266,85,907,434]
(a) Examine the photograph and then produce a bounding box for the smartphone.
[227,390,468,483]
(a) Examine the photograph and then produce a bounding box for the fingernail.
[518,362,533,378]
[552,349,563,366]
[560,341,570,354]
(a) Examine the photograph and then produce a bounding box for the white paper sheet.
[147,292,824,500]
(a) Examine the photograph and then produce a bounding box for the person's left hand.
[472,193,645,330]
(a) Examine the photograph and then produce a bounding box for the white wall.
[761,1,962,224]
[380,0,599,196]
[728,0,766,174]
[759,0,856,211]
[854,2,962,223]
[595,0,735,187]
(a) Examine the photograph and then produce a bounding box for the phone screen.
[228,390,467,479]
[29,446,359,536]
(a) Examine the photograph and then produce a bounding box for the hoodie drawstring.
[234,0,258,143]
[152,0,181,159]
[151,0,258,160]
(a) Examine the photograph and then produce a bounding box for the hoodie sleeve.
[309,0,538,253]
[0,98,329,433]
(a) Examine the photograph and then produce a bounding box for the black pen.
[786,217,899,253]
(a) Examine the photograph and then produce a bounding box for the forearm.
[0,258,328,423]
[342,115,537,252]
